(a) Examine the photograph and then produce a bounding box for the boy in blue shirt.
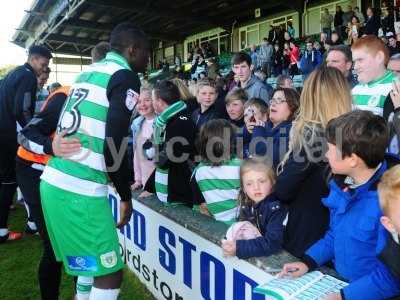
[281,110,400,300]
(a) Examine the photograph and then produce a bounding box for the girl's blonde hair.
[279,67,352,171]
[170,78,193,100]
[238,157,276,220]
[140,82,153,94]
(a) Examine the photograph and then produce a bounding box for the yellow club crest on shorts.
[100,251,117,268]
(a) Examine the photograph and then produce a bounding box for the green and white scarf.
[153,100,186,203]
[153,100,187,145]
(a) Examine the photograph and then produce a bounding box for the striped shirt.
[352,70,395,116]
[41,52,131,198]
[194,158,241,224]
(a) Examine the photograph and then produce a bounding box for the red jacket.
[289,46,300,64]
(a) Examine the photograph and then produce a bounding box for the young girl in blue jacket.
[221,157,287,259]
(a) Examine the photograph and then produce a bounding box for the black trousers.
[16,161,62,300]
[0,142,18,229]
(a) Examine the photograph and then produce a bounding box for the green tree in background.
[0,65,16,79]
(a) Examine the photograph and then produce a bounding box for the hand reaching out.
[221,239,236,257]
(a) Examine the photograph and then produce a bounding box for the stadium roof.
[12,0,304,57]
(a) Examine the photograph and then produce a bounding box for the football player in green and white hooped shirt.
[191,119,241,224]
[40,22,149,300]
[351,35,396,119]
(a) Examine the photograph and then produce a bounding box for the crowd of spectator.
[153,3,400,94]
[132,25,400,297]
[3,7,400,299]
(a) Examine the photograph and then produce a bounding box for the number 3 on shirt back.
[57,88,89,136]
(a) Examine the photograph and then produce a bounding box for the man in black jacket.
[364,7,381,36]
[0,45,51,243]
[334,6,344,39]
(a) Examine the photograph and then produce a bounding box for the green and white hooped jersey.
[41,52,131,198]
[155,167,169,203]
[194,158,241,223]
[352,70,395,116]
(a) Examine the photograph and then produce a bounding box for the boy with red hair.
[351,35,395,119]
